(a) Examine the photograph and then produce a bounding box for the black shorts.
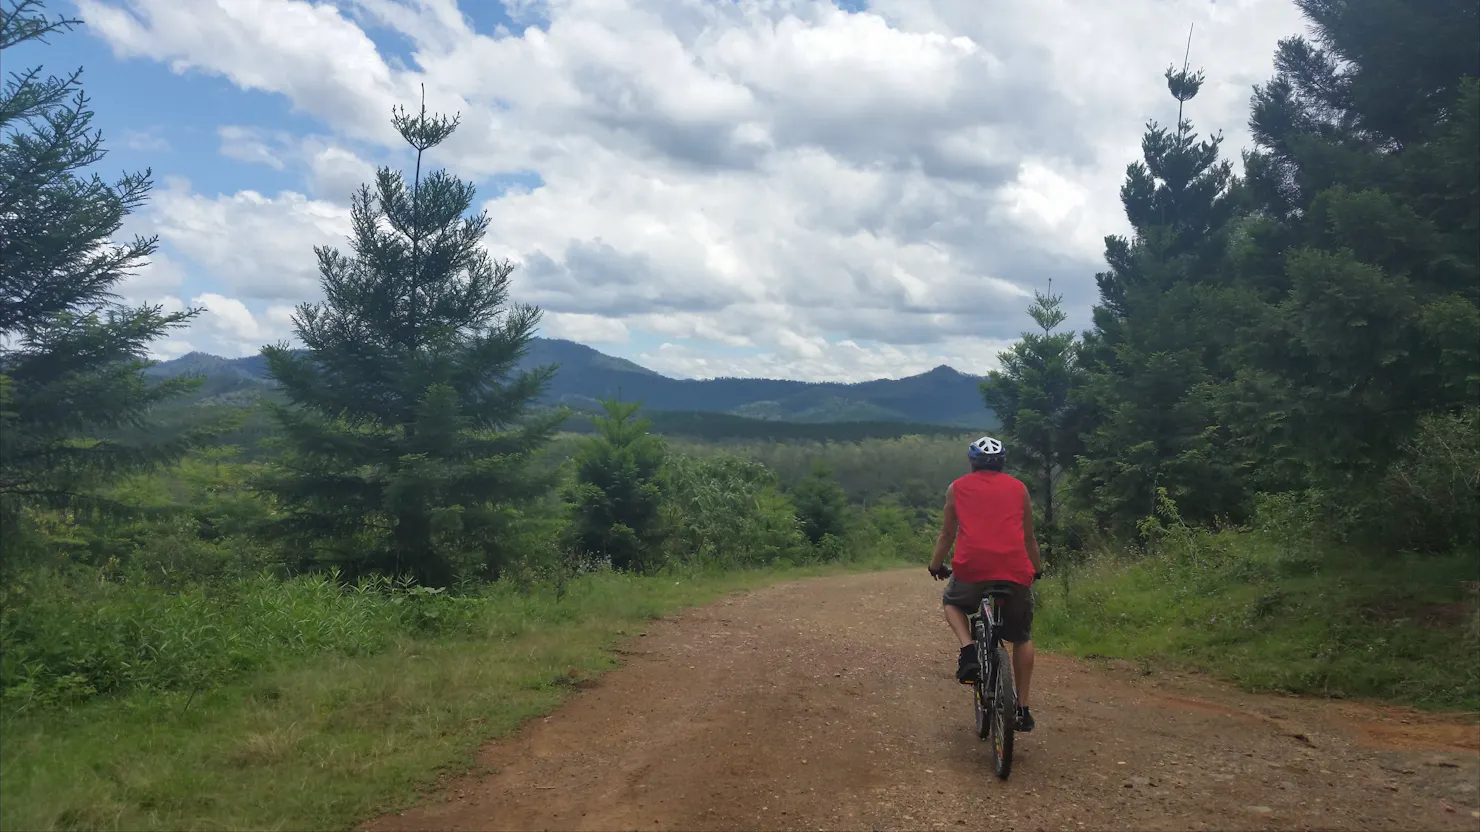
[942,578,1034,643]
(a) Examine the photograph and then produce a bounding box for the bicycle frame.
[969,594,1007,678]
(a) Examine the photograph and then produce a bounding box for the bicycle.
[968,582,1019,779]
[930,564,1024,780]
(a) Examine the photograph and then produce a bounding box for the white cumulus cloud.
[81,0,1308,380]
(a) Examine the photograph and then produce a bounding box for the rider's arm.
[929,483,958,571]
[1022,485,1043,574]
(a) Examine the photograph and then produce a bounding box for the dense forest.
[984,0,1478,709]
[981,0,1478,559]
[1,0,1476,827]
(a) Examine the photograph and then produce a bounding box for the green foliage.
[1357,407,1480,553]
[1036,493,1480,710]
[979,0,1479,559]
[790,461,849,545]
[1227,0,1479,496]
[972,3,1480,715]
[565,399,667,572]
[657,453,807,567]
[0,433,936,723]
[562,409,973,442]
[0,568,490,713]
[857,499,934,560]
[256,101,562,587]
[0,1,226,562]
[679,434,970,516]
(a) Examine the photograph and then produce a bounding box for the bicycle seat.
[982,581,1019,598]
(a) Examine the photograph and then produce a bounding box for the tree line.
[984,0,1478,562]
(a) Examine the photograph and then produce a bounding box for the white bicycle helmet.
[968,436,1005,459]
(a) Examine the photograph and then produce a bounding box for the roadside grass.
[1034,530,1480,711]
[1,556,910,832]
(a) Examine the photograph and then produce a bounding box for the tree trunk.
[395,509,447,587]
[1043,460,1055,565]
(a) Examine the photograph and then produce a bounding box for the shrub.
[658,453,806,568]
[0,568,488,714]
[1371,408,1480,553]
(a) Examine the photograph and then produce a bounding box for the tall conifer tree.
[981,285,1086,561]
[1077,57,1245,534]
[259,97,562,586]
[0,0,211,557]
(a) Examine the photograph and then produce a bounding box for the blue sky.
[18,0,1304,380]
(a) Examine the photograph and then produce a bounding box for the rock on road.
[365,570,1480,832]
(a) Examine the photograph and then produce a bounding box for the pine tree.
[981,285,1087,561]
[565,398,666,572]
[258,96,562,586]
[791,460,849,546]
[0,0,214,557]
[1077,58,1247,534]
[1228,0,1479,502]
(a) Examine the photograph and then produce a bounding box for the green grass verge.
[1034,530,1480,711]
[1,558,908,832]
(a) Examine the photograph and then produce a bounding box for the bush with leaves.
[658,453,806,567]
[1361,408,1480,554]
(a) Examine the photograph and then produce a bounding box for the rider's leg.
[943,603,972,647]
[1010,639,1035,707]
[1003,584,1037,724]
[941,578,983,683]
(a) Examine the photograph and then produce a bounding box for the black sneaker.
[956,645,980,684]
[1016,706,1035,732]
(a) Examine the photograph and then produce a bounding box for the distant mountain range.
[147,338,995,428]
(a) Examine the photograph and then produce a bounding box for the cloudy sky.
[23,0,1306,381]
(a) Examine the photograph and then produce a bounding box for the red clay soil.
[363,569,1480,832]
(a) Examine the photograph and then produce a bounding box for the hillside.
[148,338,995,428]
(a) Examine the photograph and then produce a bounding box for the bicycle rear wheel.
[988,644,1015,779]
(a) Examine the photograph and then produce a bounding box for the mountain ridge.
[147,338,994,427]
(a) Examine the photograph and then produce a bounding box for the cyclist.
[927,436,1043,732]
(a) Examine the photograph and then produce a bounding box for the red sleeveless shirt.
[950,470,1034,585]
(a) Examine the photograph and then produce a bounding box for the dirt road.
[366,570,1480,831]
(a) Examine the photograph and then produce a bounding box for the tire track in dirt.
[364,570,1480,831]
